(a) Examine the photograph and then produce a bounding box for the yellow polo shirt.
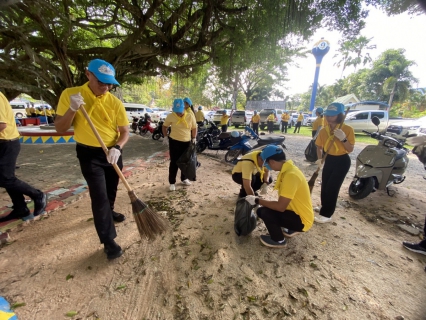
[281,114,290,122]
[57,82,129,147]
[0,92,20,140]
[312,116,324,131]
[251,114,260,123]
[195,110,205,122]
[266,114,275,122]
[315,123,355,156]
[220,114,230,125]
[231,151,265,180]
[297,114,304,122]
[275,160,313,231]
[164,111,197,142]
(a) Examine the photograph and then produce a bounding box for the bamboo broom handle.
[79,105,133,193]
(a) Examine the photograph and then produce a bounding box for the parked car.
[10,101,28,118]
[345,110,389,134]
[212,109,232,125]
[203,110,216,122]
[230,110,253,128]
[387,115,426,140]
[259,109,284,130]
[159,111,172,121]
[124,103,160,122]
[290,113,309,127]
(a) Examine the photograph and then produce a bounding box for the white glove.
[107,148,121,164]
[245,195,258,206]
[69,93,85,112]
[315,159,322,166]
[191,138,196,144]
[163,136,169,146]
[260,183,268,195]
[407,135,426,146]
[334,128,346,141]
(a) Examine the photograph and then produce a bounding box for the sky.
[284,7,426,96]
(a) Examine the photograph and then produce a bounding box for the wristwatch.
[255,198,260,205]
[342,138,348,143]
[114,145,122,152]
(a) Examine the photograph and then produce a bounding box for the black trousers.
[267,121,274,133]
[281,121,288,133]
[76,144,123,244]
[320,154,351,218]
[168,137,190,184]
[293,121,302,133]
[0,139,42,212]
[312,130,317,138]
[257,207,304,242]
[221,124,228,133]
[252,123,259,135]
[420,216,426,248]
[232,172,272,197]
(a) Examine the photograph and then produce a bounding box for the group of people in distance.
[25,104,55,123]
[2,58,426,268]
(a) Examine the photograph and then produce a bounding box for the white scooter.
[348,116,410,200]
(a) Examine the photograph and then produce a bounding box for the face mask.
[264,163,272,171]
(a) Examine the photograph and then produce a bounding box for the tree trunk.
[388,82,396,108]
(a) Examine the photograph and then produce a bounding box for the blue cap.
[324,103,344,116]
[87,59,120,85]
[198,106,202,110]
[316,107,324,115]
[173,99,184,113]
[183,97,192,106]
[260,145,284,162]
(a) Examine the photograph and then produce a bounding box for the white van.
[10,101,28,119]
[123,103,159,122]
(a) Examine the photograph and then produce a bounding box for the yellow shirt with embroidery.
[251,114,260,123]
[164,111,197,142]
[266,113,275,122]
[0,92,20,140]
[275,160,313,231]
[312,116,324,131]
[220,114,230,125]
[231,151,266,180]
[195,110,205,122]
[57,82,129,147]
[315,123,355,156]
[281,114,290,122]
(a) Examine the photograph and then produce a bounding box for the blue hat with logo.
[173,99,185,113]
[260,145,285,162]
[323,103,344,116]
[183,97,192,106]
[316,107,324,115]
[87,59,120,85]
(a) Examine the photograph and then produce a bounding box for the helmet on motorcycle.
[198,106,202,110]
[231,131,239,138]
[316,107,324,116]
[260,145,286,162]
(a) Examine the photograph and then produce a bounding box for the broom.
[79,106,168,240]
[308,108,350,193]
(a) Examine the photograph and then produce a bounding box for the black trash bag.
[234,197,257,236]
[413,144,426,168]
[305,139,318,162]
[177,143,197,181]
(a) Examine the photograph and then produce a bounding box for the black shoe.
[33,192,47,216]
[104,240,123,260]
[282,228,301,238]
[112,211,126,223]
[402,241,426,255]
[0,208,33,223]
[259,235,287,248]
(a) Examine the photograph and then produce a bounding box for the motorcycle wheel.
[152,132,162,140]
[139,128,148,136]
[225,149,242,163]
[348,177,374,200]
[196,141,207,153]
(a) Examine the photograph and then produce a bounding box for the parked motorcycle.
[152,121,164,140]
[131,116,139,133]
[224,126,286,163]
[348,116,410,200]
[196,121,223,152]
[138,118,156,136]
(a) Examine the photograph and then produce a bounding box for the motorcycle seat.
[257,135,285,146]
[218,132,231,139]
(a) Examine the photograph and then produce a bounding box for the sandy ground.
[1,133,426,320]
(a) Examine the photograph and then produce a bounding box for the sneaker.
[314,215,332,224]
[182,179,192,186]
[169,184,176,191]
[33,192,47,216]
[402,242,426,255]
[282,228,301,238]
[314,206,321,213]
[104,240,123,260]
[112,211,126,223]
[259,235,287,248]
[0,208,33,223]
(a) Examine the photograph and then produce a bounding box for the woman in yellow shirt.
[220,111,230,133]
[311,107,324,137]
[266,113,275,134]
[251,111,260,135]
[293,112,304,133]
[314,103,355,223]
[281,112,290,133]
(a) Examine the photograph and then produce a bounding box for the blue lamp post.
[309,38,330,111]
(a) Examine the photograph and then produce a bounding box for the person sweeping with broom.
[314,102,355,224]
[54,59,129,260]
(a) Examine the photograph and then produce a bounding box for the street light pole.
[309,38,330,112]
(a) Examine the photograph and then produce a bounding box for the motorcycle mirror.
[371,116,380,127]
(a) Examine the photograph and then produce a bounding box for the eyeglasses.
[89,72,113,86]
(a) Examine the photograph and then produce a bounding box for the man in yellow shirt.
[245,145,313,248]
[231,150,272,198]
[311,107,324,137]
[281,112,290,133]
[162,98,197,191]
[0,92,47,223]
[251,110,260,135]
[195,106,205,126]
[55,59,129,260]
[220,111,230,133]
[293,112,304,133]
[266,112,275,134]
